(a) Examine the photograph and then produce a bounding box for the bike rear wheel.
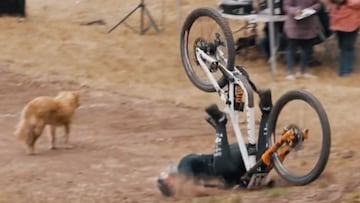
[267,90,331,185]
[180,7,235,92]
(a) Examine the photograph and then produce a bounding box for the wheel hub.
[283,124,305,151]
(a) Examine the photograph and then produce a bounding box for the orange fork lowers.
[241,128,309,183]
[261,129,309,167]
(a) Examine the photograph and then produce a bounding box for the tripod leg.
[108,4,141,33]
[143,6,160,34]
[140,4,145,34]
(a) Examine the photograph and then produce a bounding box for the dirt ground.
[0,0,360,202]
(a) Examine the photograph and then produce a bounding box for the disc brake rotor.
[283,124,305,151]
[193,37,219,72]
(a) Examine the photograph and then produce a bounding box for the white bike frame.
[195,48,257,172]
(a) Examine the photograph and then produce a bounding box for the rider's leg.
[205,104,237,176]
[213,120,234,172]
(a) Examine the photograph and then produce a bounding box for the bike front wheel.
[180,7,235,92]
[267,90,331,185]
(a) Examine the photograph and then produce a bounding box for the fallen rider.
[156,104,272,197]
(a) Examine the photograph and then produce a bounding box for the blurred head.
[156,164,178,197]
[56,91,80,108]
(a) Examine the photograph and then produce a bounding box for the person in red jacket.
[328,0,360,77]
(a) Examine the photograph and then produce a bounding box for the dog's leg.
[48,126,57,150]
[63,123,73,149]
[25,129,36,155]
[30,122,45,154]
[26,123,45,155]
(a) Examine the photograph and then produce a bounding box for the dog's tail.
[14,113,38,142]
[14,118,31,141]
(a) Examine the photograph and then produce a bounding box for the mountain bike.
[179,7,331,188]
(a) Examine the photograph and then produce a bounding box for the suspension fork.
[243,129,309,179]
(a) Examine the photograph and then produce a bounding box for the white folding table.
[222,11,287,77]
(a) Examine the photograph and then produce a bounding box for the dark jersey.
[177,142,246,187]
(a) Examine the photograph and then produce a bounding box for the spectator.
[328,0,360,77]
[259,3,330,67]
[258,22,287,60]
[259,22,325,67]
[283,0,322,80]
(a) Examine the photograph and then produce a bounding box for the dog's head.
[55,91,80,109]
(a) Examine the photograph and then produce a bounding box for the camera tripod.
[108,0,160,34]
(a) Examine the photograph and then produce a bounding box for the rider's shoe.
[205,104,227,125]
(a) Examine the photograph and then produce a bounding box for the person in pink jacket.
[283,0,322,80]
[328,0,360,76]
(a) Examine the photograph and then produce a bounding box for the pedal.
[246,173,268,190]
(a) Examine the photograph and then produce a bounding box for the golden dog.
[14,91,80,155]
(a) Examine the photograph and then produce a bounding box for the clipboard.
[294,8,316,20]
